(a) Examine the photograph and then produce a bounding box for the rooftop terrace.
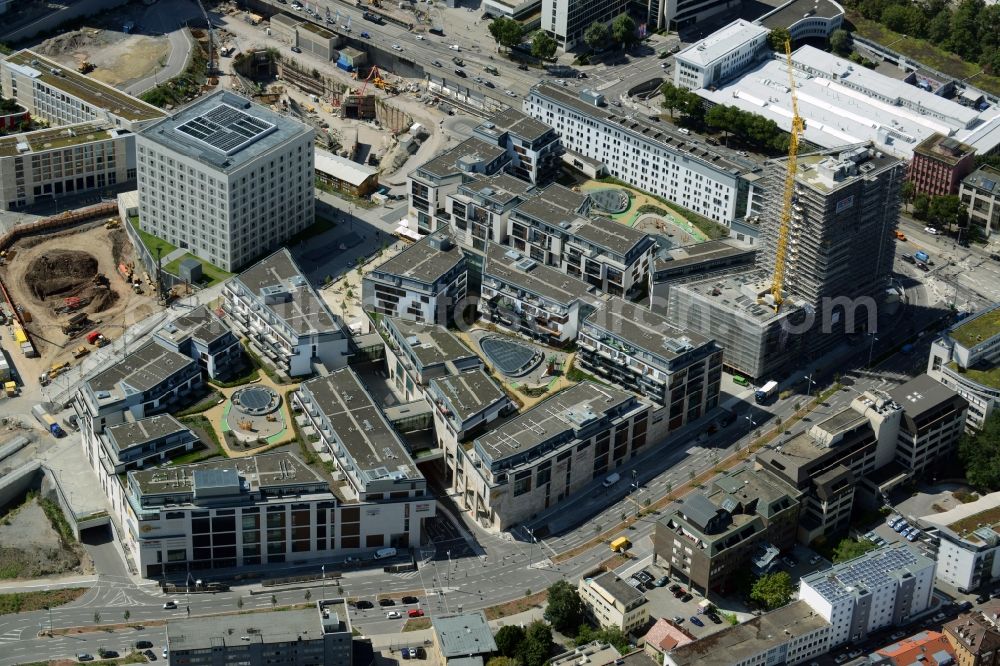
[949,305,1000,349]
[0,122,122,157]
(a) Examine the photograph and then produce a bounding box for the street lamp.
[867,332,879,367]
[803,373,815,397]
[321,565,326,601]
[631,470,641,517]
[525,528,535,569]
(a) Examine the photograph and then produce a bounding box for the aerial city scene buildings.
[0,0,1000,664]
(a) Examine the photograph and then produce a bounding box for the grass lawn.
[482,590,548,621]
[163,253,232,288]
[0,588,87,615]
[848,12,1000,97]
[402,617,431,632]
[129,217,177,259]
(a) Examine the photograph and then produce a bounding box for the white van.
[374,547,397,560]
[602,473,620,488]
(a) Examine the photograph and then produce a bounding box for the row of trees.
[660,82,790,153]
[900,185,969,232]
[843,0,1000,74]
[489,13,638,61]
[492,622,553,666]
[959,411,1000,491]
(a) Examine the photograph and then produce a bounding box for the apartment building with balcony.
[407,137,508,234]
[480,243,604,346]
[1,50,165,132]
[928,303,1000,431]
[94,415,199,475]
[428,367,513,457]
[0,122,136,210]
[578,572,649,635]
[524,82,760,223]
[578,298,722,428]
[651,240,757,305]
[295,369,430,512]
[380,316,482,402]
[153,305,243,380]
[363,231,467,325]
[909,133,977,197]
[224,248,347,377]
[446,172,536,254]
[453,381,650,530]
[653,465,801,594]
[799,543,935,649]
[921,493,1000,594]
[887,374,968,478]
[75,341,203,435]
[507,188,656,299]
[960,165,1000,238]
[472,107,563,184]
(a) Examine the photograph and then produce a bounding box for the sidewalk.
[0,574,99,594]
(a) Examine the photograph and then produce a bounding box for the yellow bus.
[610,537,631,553]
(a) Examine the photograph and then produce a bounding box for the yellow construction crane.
[770,39,805,310]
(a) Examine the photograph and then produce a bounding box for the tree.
[830,28,852,56]
[913,193,930,220]
[610,13,637,48]
[544,580,584,633]
[832,537,878,563]
[531,31,557,59]
[237,597,244,610]
[489,17,524,51]
[124,610,130,623]
[901,180,915,211]
[575,625,629,653]
[486,658,520,666]
[270,594,277,608]
[660,81,688,118]
[517,621,552,666]
[750,571,793,610]
[584,21,610,51]
[768,27,791,51]
[928,194,966,231]
[495,625,525,658]
[304,589,312,601]
[94,612,101,625]
[960,411,1000,490]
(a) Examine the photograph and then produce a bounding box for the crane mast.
[771,39,805,310]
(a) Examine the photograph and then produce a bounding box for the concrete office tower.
[758,144,903,340]
[136,90,315,272]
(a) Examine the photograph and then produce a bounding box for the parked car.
[834,655,849,664]
[391,44,403,51]
[689,616,704,627]
[416,647,427,659]
[924,226,941,235]
[958,601,974,611]
[894,521,909,533]
[77,654,94,662]
[990,253,1000,262]
[916,261,930,272]
[143,649,157,661]
[432,60,443,67]
[98,650,118,659]
[977,593,991,604]
[505,90,517,97]
[162,648,168,659]
[933,612,947,622]
[890,631,906,641]
[402,596,420,604]
[672,616,684,624]
[848,649,863,658]
[136,641,153,649]
[408,609,425,618]
[809,555,822,565]
[887,514,902,527]
[455,69,467,77]
[386,610,402,619]
[401,648,412,660]
[707,613,722,624]
[379,599,396,607]
[356,600,374,609]
[681,593,693,602]
[290,46,302,53]
[654,576,669,587]
[360,31,370,38]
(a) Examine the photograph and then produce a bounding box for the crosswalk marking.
[0,629,23,643]
[393,570,419,579]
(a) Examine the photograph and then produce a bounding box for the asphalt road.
[122,0,205,96]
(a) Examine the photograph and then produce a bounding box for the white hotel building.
[524,83,761,224]
[673,20,769,90]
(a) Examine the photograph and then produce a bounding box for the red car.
[408,609,425,618]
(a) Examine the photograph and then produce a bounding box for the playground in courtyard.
[580,181,708,246]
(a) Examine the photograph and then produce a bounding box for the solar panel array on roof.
[175,103,276,155]
[811,546,919,602]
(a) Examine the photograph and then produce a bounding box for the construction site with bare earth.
[0,218,159,385]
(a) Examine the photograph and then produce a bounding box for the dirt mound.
[24,250,99,300]
[91,287,119,313]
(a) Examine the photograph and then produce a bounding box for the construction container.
[4,382,17,397]
[87,331,102,344]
